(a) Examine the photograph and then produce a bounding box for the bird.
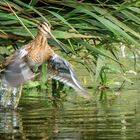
[0,22,88,109]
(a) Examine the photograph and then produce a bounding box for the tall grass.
[0,0,140,94]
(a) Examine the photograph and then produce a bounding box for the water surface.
[1,54,140,140]
[0,78,140,140]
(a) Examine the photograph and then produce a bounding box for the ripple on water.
[0,87,140,139]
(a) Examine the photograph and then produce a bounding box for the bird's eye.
[39,24,43,28]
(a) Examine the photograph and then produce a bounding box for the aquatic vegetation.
[0,0,140,102]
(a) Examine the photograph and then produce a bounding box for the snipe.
[0,22,88,109]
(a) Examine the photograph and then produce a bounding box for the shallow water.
[0,76,140,140]
[1,53,140,140]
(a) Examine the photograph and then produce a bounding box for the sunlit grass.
[0,0,140,96]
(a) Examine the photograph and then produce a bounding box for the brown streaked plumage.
[0,22,89,109]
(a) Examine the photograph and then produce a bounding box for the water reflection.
[0,110,23,139]
[0,87,140,140]
[0,106,61,139]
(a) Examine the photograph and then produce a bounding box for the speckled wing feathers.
[47,54,88,97]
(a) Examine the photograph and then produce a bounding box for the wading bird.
[0,22,88,109]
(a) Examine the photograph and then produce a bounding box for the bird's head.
[38,22,68,53]
[38,22,51,36]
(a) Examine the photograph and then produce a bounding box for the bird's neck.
[34,32,48,46]
[34,31,55,58]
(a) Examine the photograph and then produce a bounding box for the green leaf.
[29,0,39,6]
[0,46,9,54]
[94,56,105,83]
[47,10,77,32]
[93,6,140,39]
[77,38,122,65]
[121,10,140,25]
[76,6,140,47]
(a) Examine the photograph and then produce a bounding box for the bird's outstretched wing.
[2,48,34,87]
[0,48,34,109]
[47,54,88,98]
